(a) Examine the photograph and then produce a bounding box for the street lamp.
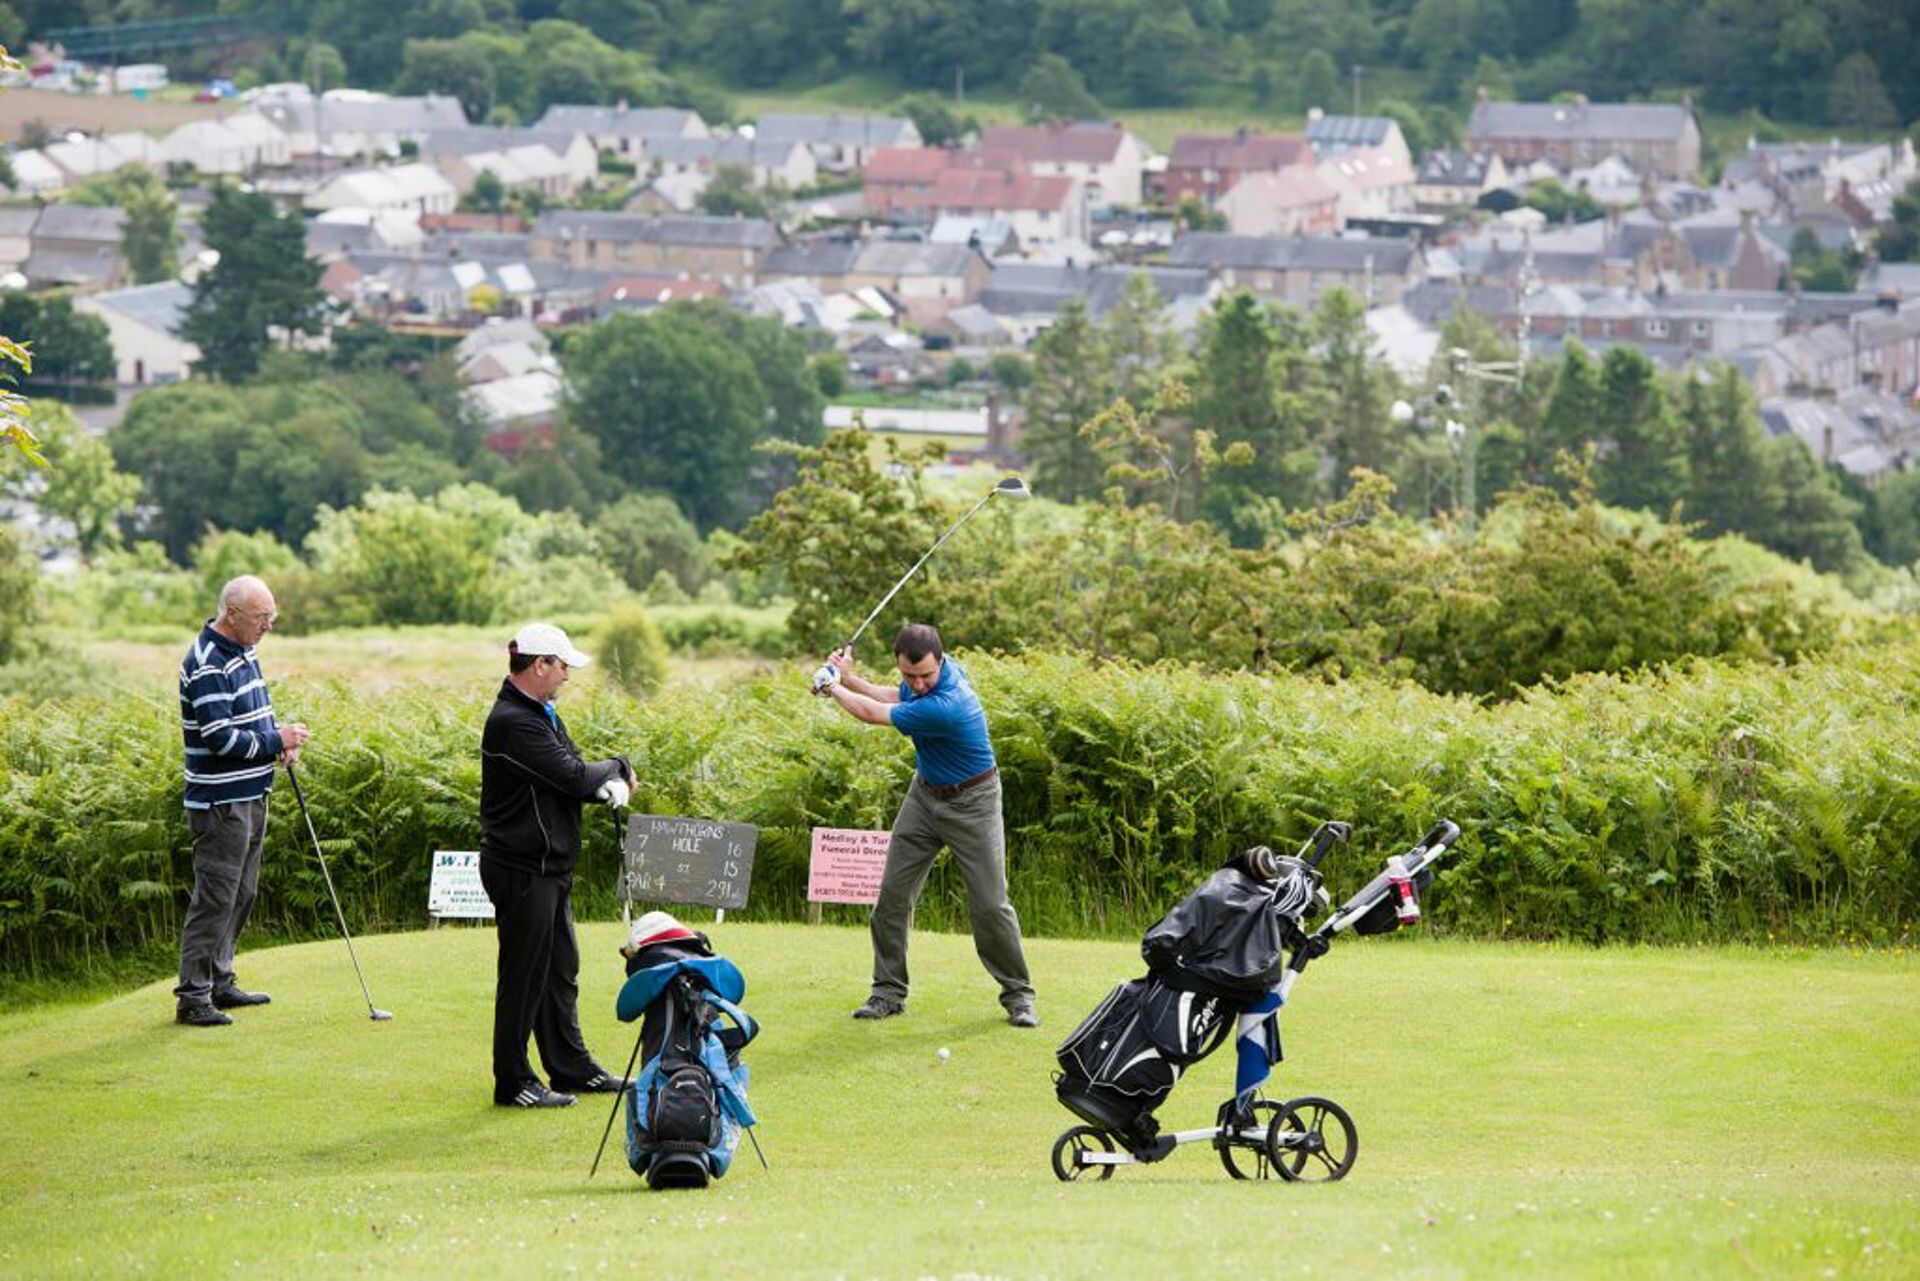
[1390,347,1521,536]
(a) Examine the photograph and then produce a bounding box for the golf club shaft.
[286,763,383,1018]
[844,489,999,652]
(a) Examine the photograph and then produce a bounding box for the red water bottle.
[1387,854,1420,925]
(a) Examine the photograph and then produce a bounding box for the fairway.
[1,925,1914,1279]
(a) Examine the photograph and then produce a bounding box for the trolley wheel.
[1265,1096,1358,1183]
[1217,1100,1290,1181]
[1051,1125,1117,1182]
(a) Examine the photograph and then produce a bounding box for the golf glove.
[811,662,841,694]
[596,777,631,808]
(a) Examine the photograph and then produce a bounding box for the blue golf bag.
[616,937,759,1190]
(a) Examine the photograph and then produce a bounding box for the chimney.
[1573,92,1589,115]
[1475,86,1489,105]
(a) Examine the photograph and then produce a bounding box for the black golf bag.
[617,939,759,1191]
[1055,846,1324,1149]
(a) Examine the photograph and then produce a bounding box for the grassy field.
[0,925,1913,1278]
[80,624,779,697]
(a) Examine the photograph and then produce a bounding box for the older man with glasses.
[174,575,310,1028]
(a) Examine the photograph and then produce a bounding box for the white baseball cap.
[509,621,592,667]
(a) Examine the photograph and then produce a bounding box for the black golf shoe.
[213,985,272,1009]
[852,996,905,1020]
[176,1004,233,1028]
[550,1068,626,1094]
[496,1082,576,1109]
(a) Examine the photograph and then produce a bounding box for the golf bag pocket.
[1351,862,1435,935]
[1055,978,1232,1140]
[650,1065,720,1148]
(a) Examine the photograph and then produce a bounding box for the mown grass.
[0,925,1913,1278]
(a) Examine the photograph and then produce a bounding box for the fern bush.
[3,641,1916,979]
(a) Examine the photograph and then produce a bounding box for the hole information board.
[620,814,758,911]
[427,850,494,921]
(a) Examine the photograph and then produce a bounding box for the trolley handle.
[1283,818,1462,987]
[1296,820,1353,869]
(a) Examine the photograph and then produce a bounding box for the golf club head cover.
[596,776,631,808]
[811,662,841,694]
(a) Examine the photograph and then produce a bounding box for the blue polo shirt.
[887,658,995,787]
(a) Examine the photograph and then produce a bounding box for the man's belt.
[922,766,998,797]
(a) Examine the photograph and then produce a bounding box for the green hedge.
[3,644,1916,977]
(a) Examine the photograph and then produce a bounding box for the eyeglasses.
[237,606,278,626]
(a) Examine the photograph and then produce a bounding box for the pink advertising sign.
[808,827,893,905]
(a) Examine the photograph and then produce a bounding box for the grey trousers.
[175,796,268,1008]
[870,775,1034,1009]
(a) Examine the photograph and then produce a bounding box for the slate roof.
[1417,150,1498,187]
[978,263,1211,317]
[534,104,704,139]
[31,203,126,244]
[1166,233,1418,274]
[1469,100,1695,144]
[755,113,917,149]
[532,210,778,249]
[87,279,191,335]
[763,240,863,277]
[849,240,982,277]
[1306,115,1395,155]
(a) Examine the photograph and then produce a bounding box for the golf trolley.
[1050,818,1460,1184]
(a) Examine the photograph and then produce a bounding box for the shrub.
[592,604,668,698]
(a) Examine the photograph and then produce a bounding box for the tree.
[1826,51,1899,131]
[179,185,326,383]
[895,93,978,146]
[1313,287,1400,489]
[593,490,711,592]
[1020,299,1113,503]
[1874,179,1920,263]
[1121,6,1203,105]
[1295,48,1339,113]
[1593,346,1686,515]
[1765,438,1864,574]
[1192,291,1320,535]
[0,294,114,396]
[1537,339,1602,473]
[694,164,770,218]
[1678,365,1780,543]
[466,168,506,218]
[563,304,817,530]
[1018,53,1103,122]
[71,166,179,284]
[27,406,139,562]
[1100,271,1177,403]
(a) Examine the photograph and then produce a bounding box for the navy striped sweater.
[179,622,286,810]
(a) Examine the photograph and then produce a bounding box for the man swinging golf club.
[815,623,1038,1028]
[479,623,637,1108]
[174,575,309,1028]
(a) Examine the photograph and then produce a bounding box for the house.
[1305,114,1413,171]
[306,208,427,258]
[760,239,864,293]
[1166,233,1425,308]
[1160,130,1313,207]
[158,112,292,174]
[1466,93,1702,180]
[1217,167,1342,236]
[1724,137,1918,225]
[43,132,160,182]
[1859,262,1920,300]
[1413,150,1509,209]
[844,240,991,323]
[439,144,584,200]
[470,369,563,454]
[928,215,1019,257]
[306,163,459,215]
[532,103,709,160]
[74,280,199,385]
[753,113,921,172]
[978,122,1145,209]
[921,303,1012,349]
[530,210,779,285]
[251,90,469,158]
[417,126,599,192]
[5,150,70,196]
[977,262,1215,342]
[927,165,1086,245]
[0,208,40,271]
[644,134,818,191]
[1316,147,1418,222]
[865,146,954,221]
[24,204,127,290]
[1760,387,1920,480]
[1750,300,1920,400]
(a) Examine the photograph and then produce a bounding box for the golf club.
[840,475,1032,657]
[284,762,393,1021]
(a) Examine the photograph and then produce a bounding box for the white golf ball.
[937,1047,950,1061]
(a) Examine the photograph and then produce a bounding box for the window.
[1691,321,1709,338]
[1645,318,1670,338]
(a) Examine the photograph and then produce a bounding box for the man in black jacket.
[480,622,637,1108]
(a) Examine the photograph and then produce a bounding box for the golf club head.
[370,1008,394,1021]
[992,476,1032,500]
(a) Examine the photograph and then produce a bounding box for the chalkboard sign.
[621,814,758,911]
